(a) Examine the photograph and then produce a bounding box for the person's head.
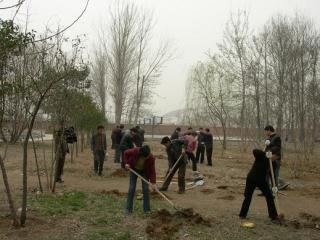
[264,125,275,137]
[116,125,119,128]
[199,127,203,132]
[176,127,181,132]
[161,136,171,148]
[139,145,151,158]
[97,125,105,134]
[135,125,140,130]
[119,124,124,130]
[188,127,193,131]
[130,127,138,136]
[270,147,281,161]
[205,128,210,133]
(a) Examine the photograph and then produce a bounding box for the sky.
[1,0,320,116]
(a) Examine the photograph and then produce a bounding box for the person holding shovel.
[239,147,280,222]
[159,136,188,194]
[124,145,156,214]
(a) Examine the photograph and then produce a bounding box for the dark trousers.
[126,170,150,213]
[196,144,205,163]
[161,161,186,192]
[205,145,213,166]
[94,151,105,174]
[186,152,197,171]
[55,155,66,181]
[239,177,278,220]
[114,144,121,163]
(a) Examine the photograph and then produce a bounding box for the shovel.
[163,152,185,184]
[128,168,182,212]
[266,151,284,219]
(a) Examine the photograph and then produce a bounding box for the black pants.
[161,161,186,192]
[114,144,121,163]
[186,152,197,171]
[196,144,205,163]
[239,177,278,220]
[205,146,213,166]
[94,151,105,174]
[55,155,66,181]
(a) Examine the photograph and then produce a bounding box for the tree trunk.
[0,154,19,227]
[30,135,43,193]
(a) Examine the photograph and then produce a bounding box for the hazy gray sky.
[2,0,320,116]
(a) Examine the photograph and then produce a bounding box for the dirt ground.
[1,139,320,239]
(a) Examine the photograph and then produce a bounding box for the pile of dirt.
[146,208,212,240]
[100,189,127,197]
[217,185,229,190]
[203,173,215,179]
[283,212,320,230]
[200,188,215,194]
[217,195,235,201]
[110,168,128,177]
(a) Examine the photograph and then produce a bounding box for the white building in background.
[163,109,184,125]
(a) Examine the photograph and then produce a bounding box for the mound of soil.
[217,185,229,190]
[110,168,128,177]
[100,189,127,197]
[146,208,212,239]
[217,195,235,201]
[200,188,215,194]
[299,212,320,223]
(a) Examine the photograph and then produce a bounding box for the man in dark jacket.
[120,127,138,168]
[264,125,283,188]
[196,128,205,164]
[170,127,181,140]
[91,125,107,176]
[112,125,124,163]
[133,125,145,147]
[203,128,213,166]
[239,148,280,221]
[159,136,188,194]
[124,145,156,214]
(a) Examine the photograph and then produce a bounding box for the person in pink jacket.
[180,132,197,173]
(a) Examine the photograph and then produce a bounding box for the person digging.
[124,145,156,215]
[159,136,188,194]
[239,147,281,223]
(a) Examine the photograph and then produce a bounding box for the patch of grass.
[29,191,87,215]
[87,230,132,240]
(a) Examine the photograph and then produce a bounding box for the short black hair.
[97,125,104,130]
[205,128,210,132]
[130,127,138,133]
[161,136,171,145]
[119,124,124,129]
[116,125,119,128]
[139,145,151,157]
[135,125,140,129]
[199,127,203,130]
[188,127,193,130]
[264,125,275,132]
[176,127,181,132]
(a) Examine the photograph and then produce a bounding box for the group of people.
[66,123,287,223]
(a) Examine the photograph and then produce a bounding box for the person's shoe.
[158,187,167,192]
[239,216,246,220]
[278,182,290,191]
[144,211,152,215]
[98,172,103,176]
[178,190,185,194]
[207,164,212,167]
[271,218,282,225]
[257,193,264,197]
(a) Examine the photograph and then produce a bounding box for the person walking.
[159,136,188,194]
[203,128,213,166]
[91,125,107,176]
[196,128,205,164]
[124,145,156,214]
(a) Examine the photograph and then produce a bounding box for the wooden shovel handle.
[128,168,175,207]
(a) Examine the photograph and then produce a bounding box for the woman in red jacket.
[124,145,156,214]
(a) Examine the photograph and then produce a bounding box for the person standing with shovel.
[124,145,156,215]
[159,136,188,194]
[239,147,280,223]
